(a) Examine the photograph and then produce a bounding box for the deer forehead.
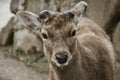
[42,13,76,30]
[42,23,75,38]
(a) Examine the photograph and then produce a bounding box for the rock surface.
[0,17,14,45]
[113,22,120,62]
[14,28,43,54]
[0,48,48,80]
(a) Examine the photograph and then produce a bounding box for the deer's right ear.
[16,11,41,29]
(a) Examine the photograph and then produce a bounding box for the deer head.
[16,1,87,67]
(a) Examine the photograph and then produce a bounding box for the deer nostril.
[55,53,68,64]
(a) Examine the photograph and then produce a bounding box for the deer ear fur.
[70,1,88,16]
[16,11,41,29]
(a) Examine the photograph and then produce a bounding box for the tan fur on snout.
[51,46,72,67]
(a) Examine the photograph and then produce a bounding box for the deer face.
[16,1,87,67]
[39,10,78,67]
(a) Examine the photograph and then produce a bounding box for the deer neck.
[51,40,87,80]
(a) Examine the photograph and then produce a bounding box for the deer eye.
[42,33,48,39]
[69,29,76,37]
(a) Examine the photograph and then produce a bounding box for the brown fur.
[16,5,115,80]
[41,13,115,80]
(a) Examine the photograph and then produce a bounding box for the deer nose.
[55,52,68,64]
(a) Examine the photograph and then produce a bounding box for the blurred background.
[0,0,13,31]
[0,0,120,80]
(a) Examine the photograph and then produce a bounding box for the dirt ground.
[0,47,48,80]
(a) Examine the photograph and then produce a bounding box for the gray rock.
[25,0,58,14]
[113,22,120,62]
[115,63,120,80]
[10,0,19,14]
[0,17,14,45]
[13,15,43,54]
[14,29,43,54]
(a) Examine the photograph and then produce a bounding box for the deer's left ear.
[70,1,88,16]
[63,1,87,24]
[16,11,41,29]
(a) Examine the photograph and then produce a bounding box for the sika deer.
[16,1,115,80]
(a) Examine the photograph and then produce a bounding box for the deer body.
[16,1,115,80]
[48,18,115,80]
